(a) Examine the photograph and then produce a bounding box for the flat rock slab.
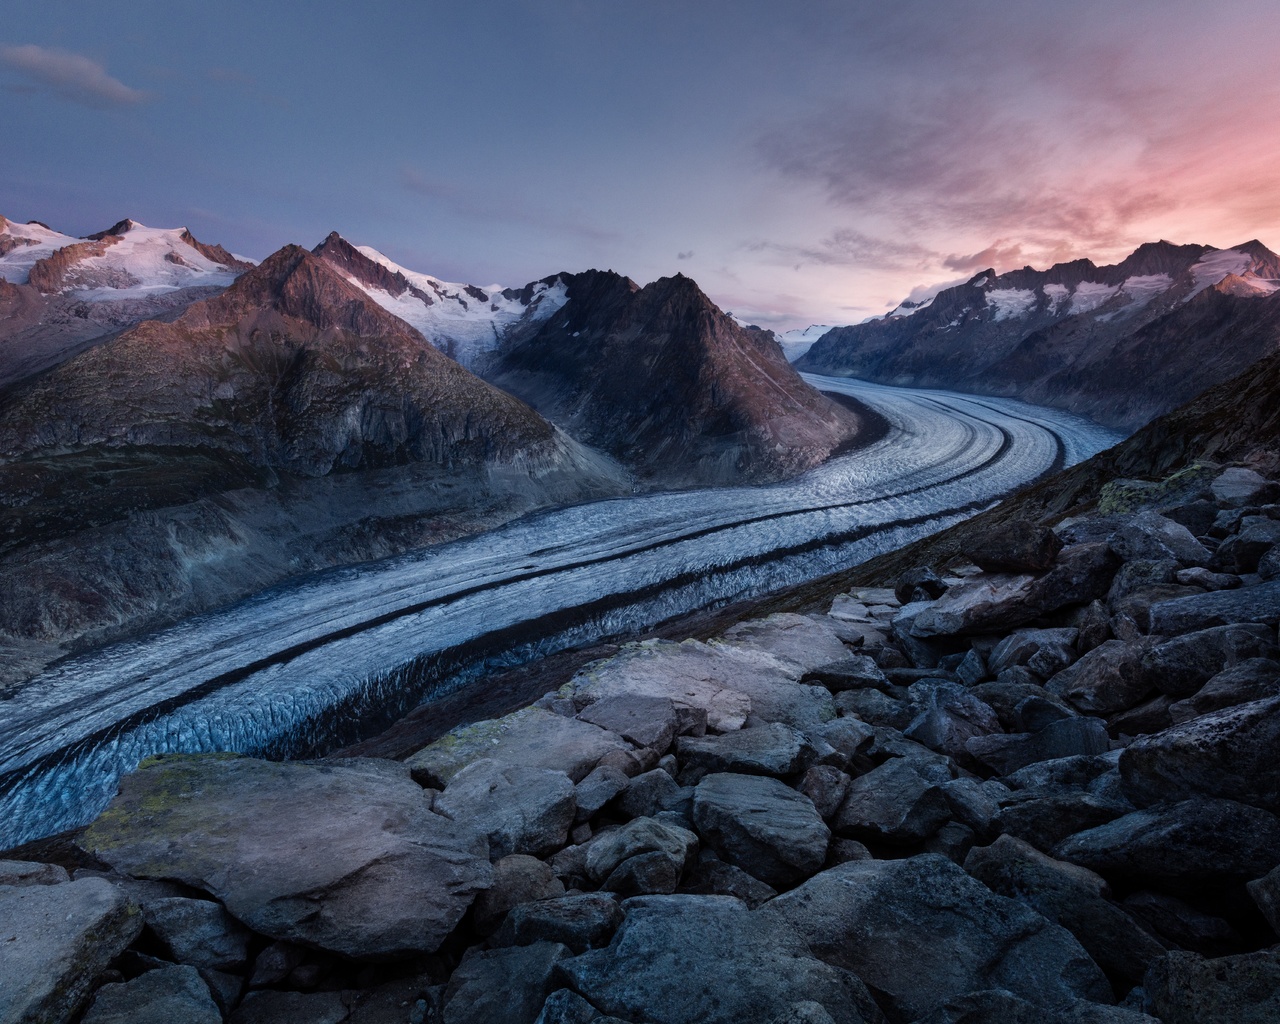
[80,754,492,959]
[407,706,627,786]
[716,614,852,673]
[0,877,143,1024]
[694,772,831,887]
[576,694,678,751]
[762,855,1110,1022]
[1147,580,1280,634]
[434,758,576,858]
[677,721,811,776]
[81,963,221,1024]
[560,894,884,1024]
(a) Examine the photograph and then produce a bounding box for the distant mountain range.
[797,239,1280,430]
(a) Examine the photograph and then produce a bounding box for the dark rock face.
[484,269,867,485]
[1145,948,1280,1024]
[963,521,1063,574]
[1146,580,1280,634]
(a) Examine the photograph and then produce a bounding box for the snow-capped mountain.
[776,324,836,361]
[798,240,1280,430]
[312,232,566,369]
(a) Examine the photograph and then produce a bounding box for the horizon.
[4,1,1280,330]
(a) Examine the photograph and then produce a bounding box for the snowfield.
[0,377,1121,847]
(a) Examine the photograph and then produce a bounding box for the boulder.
[964,835,1166,986]
[996,792,1131,853]
[1169,659,1280,722]
[1107,560,1180,610]
[1053,797,1280,894]
[1145,948,1280,1024]
[560,894,885,1024]
[584,817,699,893]
[1141,623,1278,697]
[492,892,624,953]
[1109,512,1211,566]
[1260,545,1280,580]
[799,765,853,820]
[907,574,1040,638]
[902,682,1002,761]
[1047,640,1154,715]
[972,680,1073,732]
[834,759,950,846]
[834,687,915,730]
[535,989,610,1024]
[80,754,492,958]
[912,990,1159,1023]
[141,895,251,971]
[81,964,221,1024]
[1246,863,1280,935]
[990,629,1080,678]
[1211,466,1280,507]
[574,765,631,823]
[616,768,687,819]
[1119,697,1280,811]
[802,655,892,693]
[1122,890,1245,957]
[693,772,831,887]
[576,694,679,752]
[965,717,1110,777]
[229,990,350,1024]
[679,857,778,908]
[676,722,813,777]
[763,856,1110,1022]
[433,758,577,859]
[963,520,1063,573]
[1176,566,1241,590]
[0,859,70,886]
[1216,517,1280,573]
[941,778,1006,840]
[717,614,853,673]
[443,942,571,1024]
[473,855,566,935]
[407,706,627,786]
[0,877,143,1024]
[1146,580,1280,635]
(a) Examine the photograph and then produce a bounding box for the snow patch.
[0,219,77,285]
[777,324,833,361]
[985,288,1037,322]
[1186,248,1254,301]
[1042,283,1069,309]
[1068,281,1120,315]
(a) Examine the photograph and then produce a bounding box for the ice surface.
[777,325,834,361]
[0,219,77,284]
[985,288,1037,321]
[1042,283,1069,309]
[1068,281,1120,314]
[0,377,1120,847]
[1186,248,1256,300]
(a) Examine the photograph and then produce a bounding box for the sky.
[3,1,1280,330]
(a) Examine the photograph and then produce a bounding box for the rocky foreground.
[3,464,1280,1024]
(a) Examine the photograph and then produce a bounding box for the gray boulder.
[834,759,951,846]
[1122,890,1245,958]
[676,721,813,776]
[80,754,492,958]
[763,856,1110,1022]
[972,680,1074,732]
[802,655,891,692]
[990,628,1080,678]
[0,859,69,886]
[693,772,831,887]
[1212,466,1280,507]
[81,964,221,1024]
[584,817,699,894]
[472,854,566,935]
[1246,863,1280,935]
[996,792,1130,852]
[560,894,885,1024]
[1146,580,1280,635]
[0,877,143,1024]
[965,717,1110,776]
[1047,640,1153,715]
[680,857,778,908]
[1168,659,1280,722]
[1109,511,1211,566]
[576,694,679,752]
[1145,948,1280,1024]
[574,765,631,823]
[799,765,853,820]
[434,758,576,858]
[616,768,687,819]
[912,990,1158,1023]
[1141,623,1278,697]
[1119,696,1280,811]
[1216,517,1280,573]
[142,895,251,971]
[963,521,1063,574]
[1260,544,1280,580]
[492,892,624,953]
[903,682,1002,761]
[1053,797,1280,894]
[964,835,1166,986]
[443,942,571,1024]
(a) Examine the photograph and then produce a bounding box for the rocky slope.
[799,240,1280,431]
[484,270,868,486]
[0,245,627,678]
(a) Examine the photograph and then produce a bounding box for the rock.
[1107,694,1175,737]
[0,877,143,1024]
[1122,891,1245,957]
[573,765,631,823]
[576,694,679,752]
[491,893,624,953]
[407,706,628,786]
[230,990,350,1024]
[963,520,1063,573]
[956,649,988,685]
[867,731,955,784]
[535,988,606,1024]
[906,574,1040,637]
[616,769,687,819]
[1141,623,1278,697]
[1145,948,1280,1024]
[913,990,1159,1023]
[81,964,221,1024]
[834,759,950,846]
[1195,672,1280,739]
[966,717,1110,776]
[895,566,948,604]
[972,680,1073,732]
[817,717,877,760]
[941,778,1006,840]
[1146,580,1280,634]
[990,628,1080,678]
[80,754,492,958]
[1053,797,1280,894]
[1002,752,1119,793]
[677,721,815,776]
[903,682,1002,761]
[679,857,778,908]
[584,817,699,892]
[693,772,831,887]
[1108,559,1180,610]
[1260,545,1280,580]
[964,835,1166,986]
[443,942,570,1024]
[802,655,892,692]
[1176,566,1241,590]
[1110,511,1211,566]
[247,939,306,986]
[996,792,1130,852]
[1047,640,1154,714]
[717,614,853,674]
[142,895,251,971]
[473,855,566,935]
[834,687,915,730]
[1031,543,1123,614]
[560,894,885,1024]
[1015,695,1073,732]
[1119,697,1280,811]
[764,856,1110,1022]
[924,821,977,863]
[0,859,69,886]
[1211,466,1280,507]
[1164,496,1221,538]
[433,758,576,859]
[799,765,853,820]
[1246,865,1280,938]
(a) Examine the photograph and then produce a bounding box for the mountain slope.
[799,240,1280,431]
[483,269,869,486]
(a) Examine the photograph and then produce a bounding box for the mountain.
[0,216,255,387]
[0,243,627,679]
[312,232,567,369]
[798,240,1280,431]
[482,269,869,486]
[775,323,837,361]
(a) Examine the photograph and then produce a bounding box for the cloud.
[745,227,935,271]
[676,250,694,260]
[0,44,148,107]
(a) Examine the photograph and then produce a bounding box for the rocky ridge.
[5,462,1279,1023]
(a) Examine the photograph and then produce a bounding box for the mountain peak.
[86,218,141,240]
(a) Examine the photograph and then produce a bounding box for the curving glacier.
[0,376,1121,848]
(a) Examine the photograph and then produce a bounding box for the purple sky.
[3,1,1280,329]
